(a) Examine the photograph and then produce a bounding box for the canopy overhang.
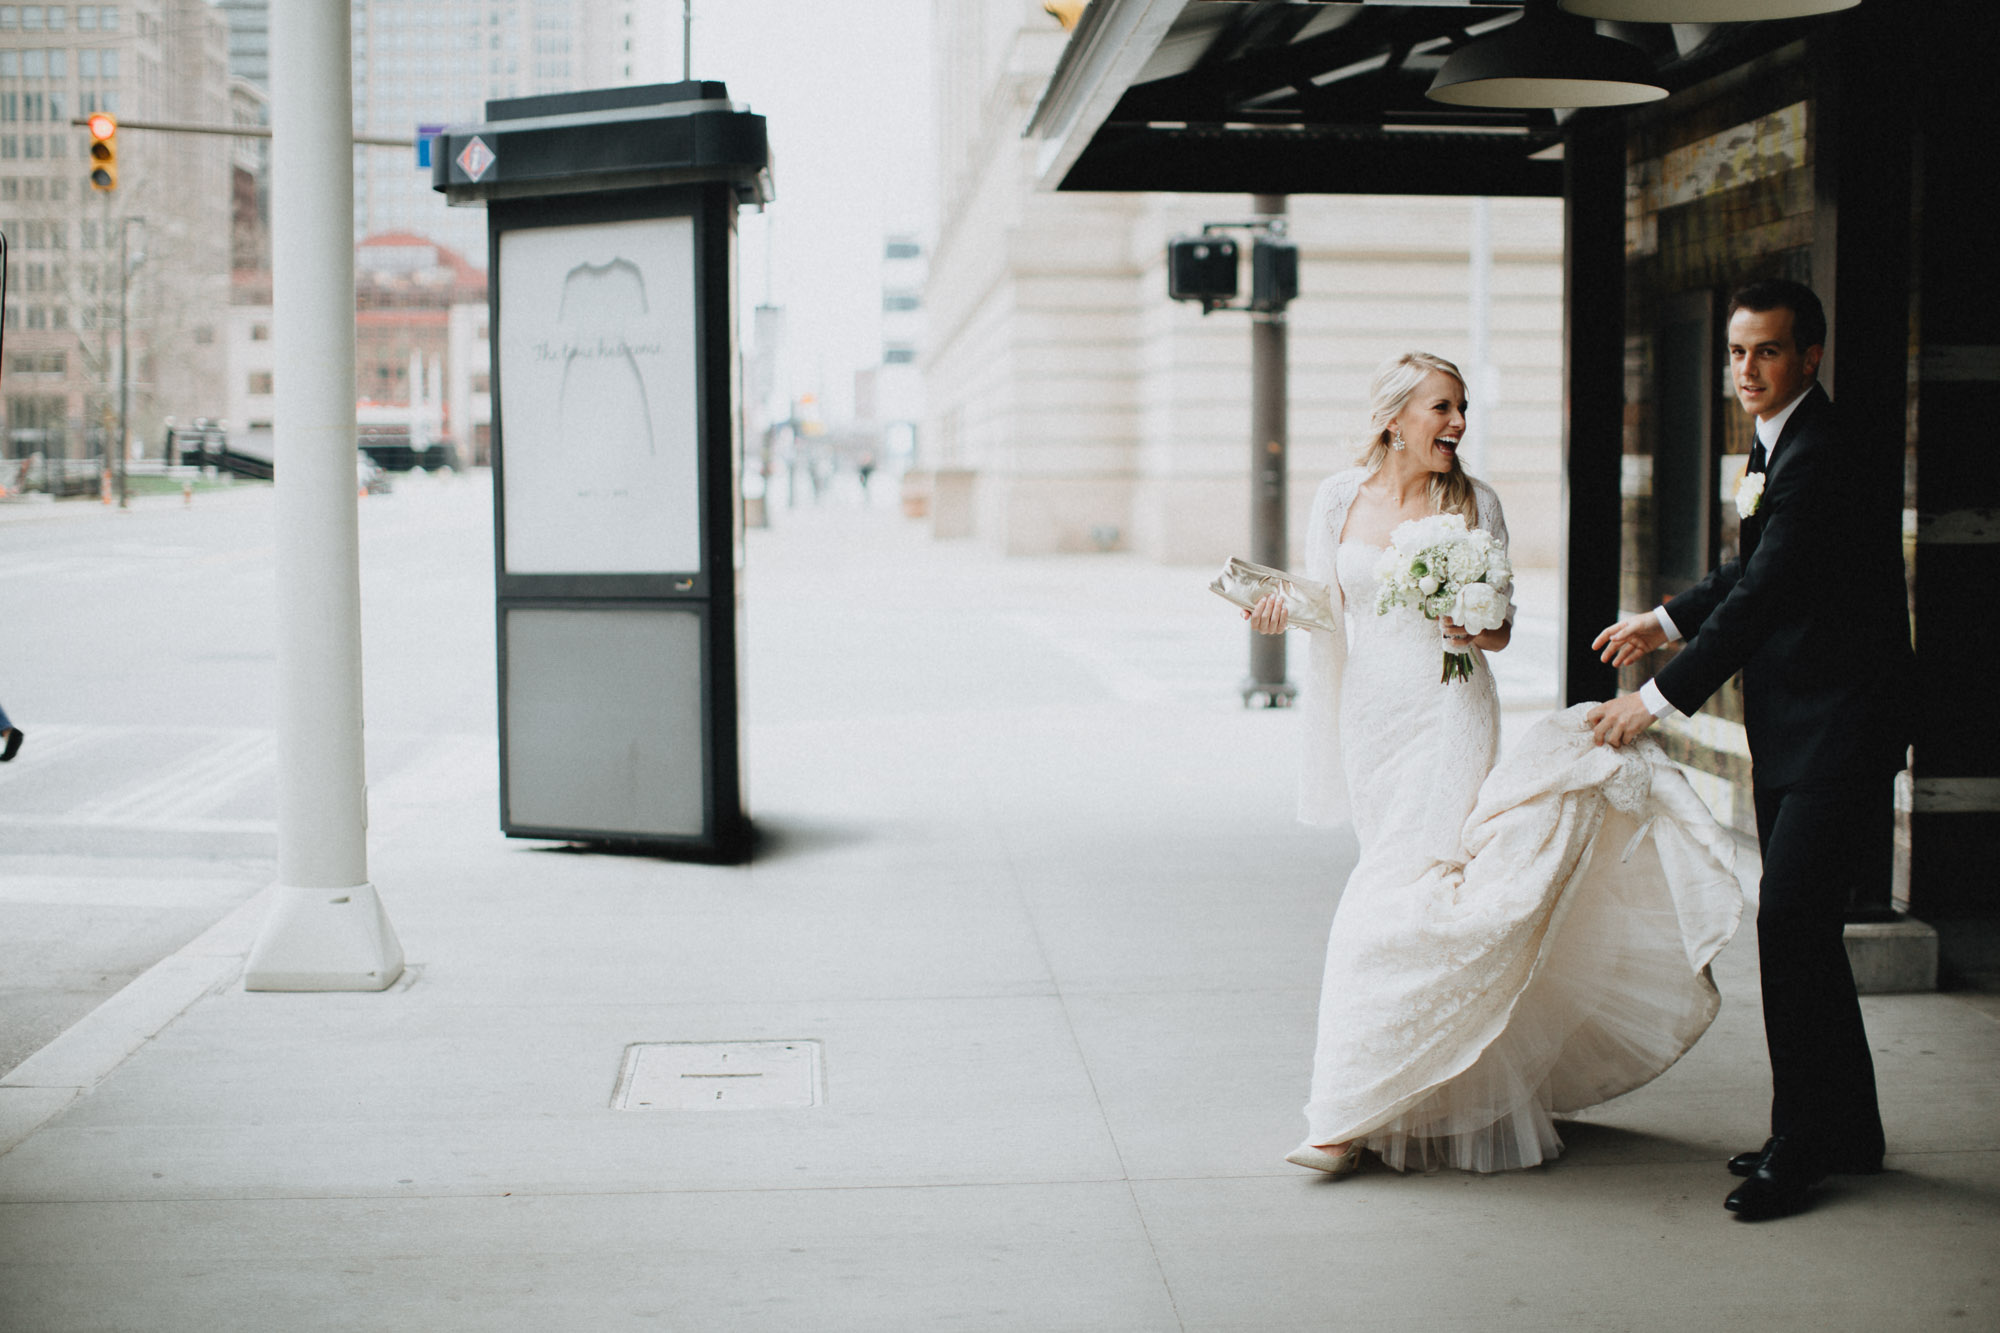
[1027,0,1814,197]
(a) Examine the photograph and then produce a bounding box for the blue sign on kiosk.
[434,82,770,862]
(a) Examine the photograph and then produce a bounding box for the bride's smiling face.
[1390,371,1468,474]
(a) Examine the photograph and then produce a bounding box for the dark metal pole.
[1245,194,1293,707]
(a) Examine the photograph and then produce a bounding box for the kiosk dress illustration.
[555,257,656,468]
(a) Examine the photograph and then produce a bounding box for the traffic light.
[1044,1,1085,29]
[87,112,117,192]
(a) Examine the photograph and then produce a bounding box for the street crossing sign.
[455,135,495,182]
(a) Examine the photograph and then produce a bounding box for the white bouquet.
[1373,512,1513,683]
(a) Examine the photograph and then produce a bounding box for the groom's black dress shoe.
[1728,1137,1882,1179]
[0,728,21,762]
[1727,1139,1776,1178]
[1725,1137,1830,1221]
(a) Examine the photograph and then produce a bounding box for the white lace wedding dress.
[1295,468,1743,1172]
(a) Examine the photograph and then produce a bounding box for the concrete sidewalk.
[2,489,1995,1331]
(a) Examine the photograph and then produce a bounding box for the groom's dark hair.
[1729,278,1827,356]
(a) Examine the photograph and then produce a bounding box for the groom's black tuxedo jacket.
[1654,384,1915,790]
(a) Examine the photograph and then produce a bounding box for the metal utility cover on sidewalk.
[613,1040,822,1110]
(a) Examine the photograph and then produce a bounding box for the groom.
[1586,278,1915,1221]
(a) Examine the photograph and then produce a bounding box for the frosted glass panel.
[498,216,702,575]
[505,607,705,836]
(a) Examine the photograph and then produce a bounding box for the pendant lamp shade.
[1428,5,1667,108]
[1560,0,1859,19]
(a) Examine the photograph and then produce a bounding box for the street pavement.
[0,474,1995,1331]
[0,473,491,1073]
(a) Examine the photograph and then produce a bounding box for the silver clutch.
[1208,557,1339,634]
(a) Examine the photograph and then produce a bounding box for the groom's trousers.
[1752,776,1889,1158]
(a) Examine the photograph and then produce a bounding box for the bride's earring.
[1390,428,1406,452]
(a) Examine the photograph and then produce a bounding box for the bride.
[1249,352,1743,1177]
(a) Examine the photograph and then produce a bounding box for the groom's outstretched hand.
[1592,611,1668,667]
[1588,694,1656,748]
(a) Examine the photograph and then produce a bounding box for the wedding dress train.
[1296,474,1742,1173]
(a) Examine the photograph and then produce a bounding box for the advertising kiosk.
[434,82,769,861]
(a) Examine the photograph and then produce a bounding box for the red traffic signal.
[87,112,117,191]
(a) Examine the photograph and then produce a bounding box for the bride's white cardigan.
[1298,465,1511,828]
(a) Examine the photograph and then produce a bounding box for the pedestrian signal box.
[1251,238,1298,312]
[1168,235,1237,305]
[87,112,117,191]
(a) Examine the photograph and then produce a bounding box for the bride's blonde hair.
[1356,351,1477,523]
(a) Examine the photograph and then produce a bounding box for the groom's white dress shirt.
[1636,387,1812,720]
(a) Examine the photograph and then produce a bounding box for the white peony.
[1453,582,1510,635]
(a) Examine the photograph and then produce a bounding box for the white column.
[244,0,404,992]
[1464,196,1496,479]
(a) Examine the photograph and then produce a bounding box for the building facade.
[226,232,489,465]
[1,0,232,464]
[923,2,1566,568]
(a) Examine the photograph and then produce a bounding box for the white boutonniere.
[1735,469,1766,520]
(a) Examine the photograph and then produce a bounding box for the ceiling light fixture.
[1559,0,1859,20]
[1427,1,1668,109]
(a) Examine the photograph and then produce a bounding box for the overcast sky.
[687,1,936,419]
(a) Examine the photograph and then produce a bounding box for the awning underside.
[1036,1,1810,196]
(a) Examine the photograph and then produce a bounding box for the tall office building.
[217,0,676,261]
[214,0,266,87]
[1,0,232,463]
[357,1,677,259]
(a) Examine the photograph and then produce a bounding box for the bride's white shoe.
[1285,1141,1362,1176]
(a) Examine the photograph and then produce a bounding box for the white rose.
[1735,470,1766,519]
[1418,574,1440,596]
[1453,582,1509,635]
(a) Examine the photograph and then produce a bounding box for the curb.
[0,885,273,1157]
